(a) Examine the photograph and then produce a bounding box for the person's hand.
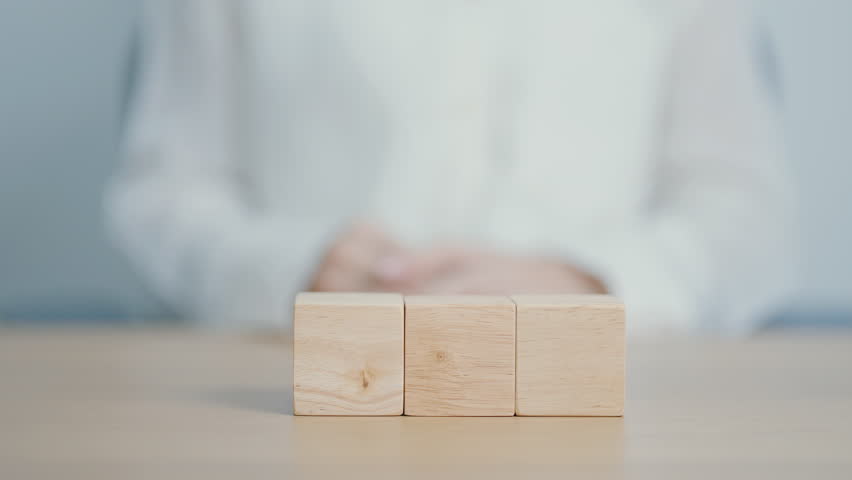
[309,221,403,292]
[374,247,607,295]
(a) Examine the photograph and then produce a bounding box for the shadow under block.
[512,294,625,416]
[293,292,404,415]
[404,295,516,416]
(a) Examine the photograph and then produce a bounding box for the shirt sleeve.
[571,0,796,336]
[105,0,341,328]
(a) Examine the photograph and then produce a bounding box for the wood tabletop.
[1,327,851,479]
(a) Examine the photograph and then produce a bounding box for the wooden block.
[404,295,515,416]
[512,294,625,416]
[293,292,404,415]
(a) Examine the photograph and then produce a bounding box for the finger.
[374,246,471,286]
[310,265,357,292]
[411,269,494,295]
[332,222,402,273]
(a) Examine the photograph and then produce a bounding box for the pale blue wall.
[0,0,167,320]
[0,0,849,323]
[757,0,852,320]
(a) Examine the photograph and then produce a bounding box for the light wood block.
[404,295,515,416]
[512,294,625,416]
[293,292,404,415]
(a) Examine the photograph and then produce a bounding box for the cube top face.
[404,295,515,416]
[404,295,516,307]
[293,293,403,415]
[513,294,625,416]
[510,294,623,308]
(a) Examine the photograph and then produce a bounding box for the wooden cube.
[512,294,625,416]
[293,292,404,415]
[404,295,515,416]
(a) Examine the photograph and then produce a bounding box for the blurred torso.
[238,0,693,253]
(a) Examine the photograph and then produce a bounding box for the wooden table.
[1,328,851,479]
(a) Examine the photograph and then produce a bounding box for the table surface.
[1,328,851,479]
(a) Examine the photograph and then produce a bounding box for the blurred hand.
[375,247,607,295]
[309,221,403,292]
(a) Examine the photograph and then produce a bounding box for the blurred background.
[0,0,849,327]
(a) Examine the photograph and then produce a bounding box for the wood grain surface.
[293,292,403,415]
[404,295,516,416]
[1,327,851,479]
[513,294,625,416]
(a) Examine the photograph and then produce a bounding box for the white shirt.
[107,0,794,335]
